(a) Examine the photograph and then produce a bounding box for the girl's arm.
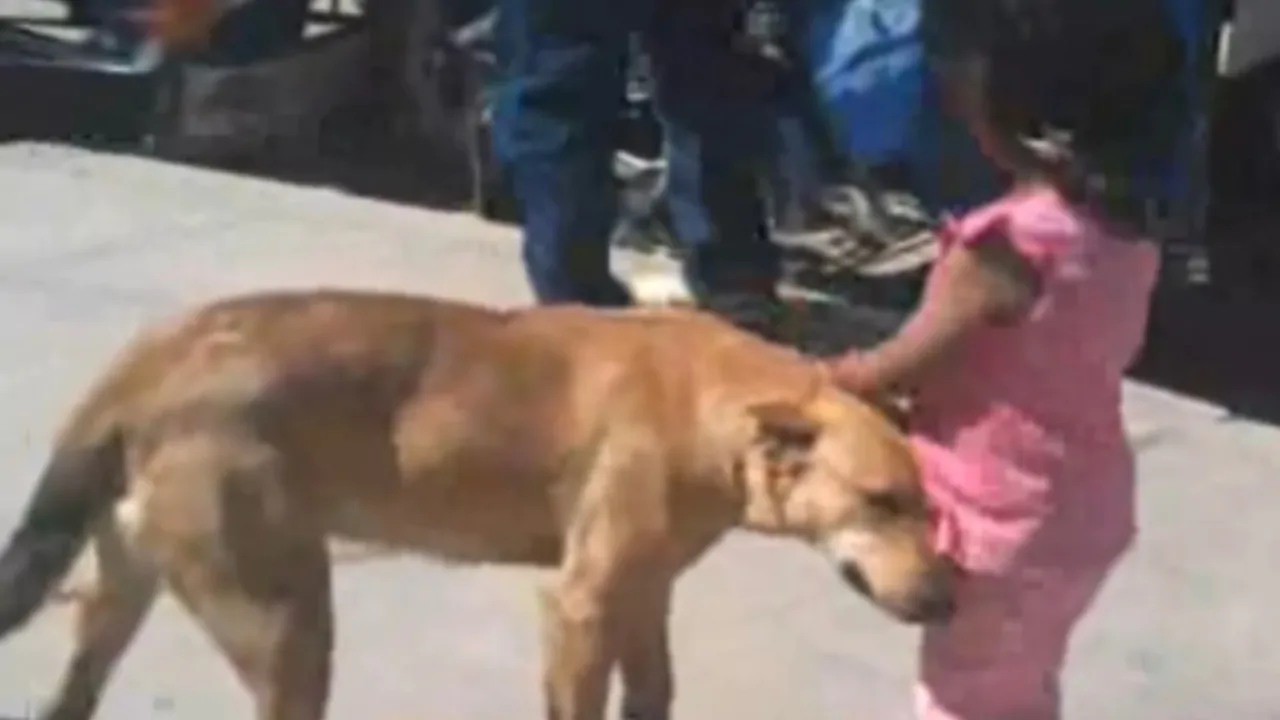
[828,226,1041,396]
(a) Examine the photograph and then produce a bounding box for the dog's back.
[6,291,808,577]
[92,291,670,563]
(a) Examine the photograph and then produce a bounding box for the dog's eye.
[866,491,905,516]
[867,490,931,520]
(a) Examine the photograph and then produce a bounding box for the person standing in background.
[491,0,790,338]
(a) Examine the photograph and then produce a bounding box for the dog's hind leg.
[38,517,160,720]
[164,541,332,720]
[142,439,335,720]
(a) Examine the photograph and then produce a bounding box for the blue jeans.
[492,0,779,304]
[771,42,847,222]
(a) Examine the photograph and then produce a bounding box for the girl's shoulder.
[950,186,1156,253]
[943,187,1087,262]
[993,187,1088,234]
[944,187,1160,286]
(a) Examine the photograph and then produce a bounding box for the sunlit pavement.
[0,143,1275,720]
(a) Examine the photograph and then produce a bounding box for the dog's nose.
[839,560,957,624]
[902,583,956,625]
[900,563,958,624]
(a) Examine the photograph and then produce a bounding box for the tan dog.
[0,290,953,720]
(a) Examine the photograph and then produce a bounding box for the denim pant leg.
[644,1,780,297]
[491,0,633,306]
[774,111,823,224]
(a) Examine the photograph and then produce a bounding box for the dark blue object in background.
[800,0,1212,229]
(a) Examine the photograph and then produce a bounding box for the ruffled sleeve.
[947,190,1077,284]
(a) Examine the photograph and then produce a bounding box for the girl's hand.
[822,353,912,429]
[824,351,876,396]
[817,224,1040,427]
[836,228,1040,396]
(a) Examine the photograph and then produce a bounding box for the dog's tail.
[0,423,126,639]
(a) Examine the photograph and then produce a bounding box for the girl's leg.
[915,560,1120,720]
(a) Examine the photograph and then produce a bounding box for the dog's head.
[738,392,955,624]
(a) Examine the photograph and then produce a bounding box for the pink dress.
[907,187,1160,720]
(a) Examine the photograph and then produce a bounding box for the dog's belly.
[289,387,577,568]
[318,476,565,567]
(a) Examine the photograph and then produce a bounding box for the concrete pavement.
[0,142,1275,719]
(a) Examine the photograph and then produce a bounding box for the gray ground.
[0,143,1274,720]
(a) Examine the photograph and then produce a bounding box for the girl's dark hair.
[924,0,1188,220]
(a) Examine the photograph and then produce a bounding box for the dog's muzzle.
[839,560,957,625]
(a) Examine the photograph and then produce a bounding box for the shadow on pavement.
[1136,286,1280,426]
[787,292,907,357]
[42,96,490,217]
[165,102,485,214]
[1131,201,1280,426]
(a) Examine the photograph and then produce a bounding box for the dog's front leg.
[540,562,620,720]
[617,580,674,720]
[542,447,682,720]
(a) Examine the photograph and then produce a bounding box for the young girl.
[824,1,1187,718]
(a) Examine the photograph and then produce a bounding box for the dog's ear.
[742,401,827,528]
[748,400,823,456]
